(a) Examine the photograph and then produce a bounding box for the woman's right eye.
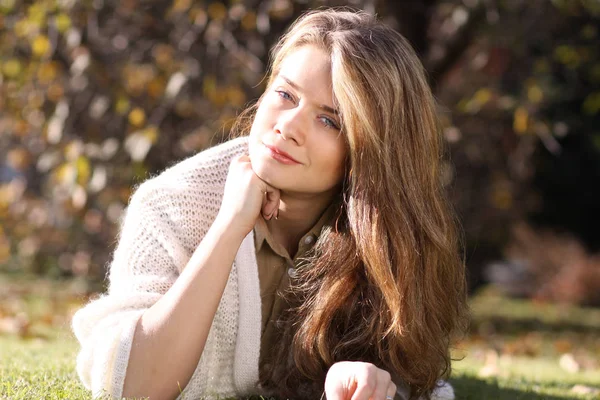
[276,90,293,102]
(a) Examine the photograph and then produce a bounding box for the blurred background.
[1,0,600,397]
[2,0,599,303]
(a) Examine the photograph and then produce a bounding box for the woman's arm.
[121,216,247,399]
[122,154,280,399]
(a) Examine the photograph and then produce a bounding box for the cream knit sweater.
[71,137,455,400]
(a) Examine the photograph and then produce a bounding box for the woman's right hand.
[214,154,280,236]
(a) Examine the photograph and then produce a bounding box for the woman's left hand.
[324,361,397,400]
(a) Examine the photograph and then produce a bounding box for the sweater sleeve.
[72,178,189,399]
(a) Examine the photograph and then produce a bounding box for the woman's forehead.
[275,45,336,106]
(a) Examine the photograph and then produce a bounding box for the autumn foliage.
[1,0,599,304]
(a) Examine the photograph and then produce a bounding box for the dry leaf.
[571,385,599,396]
[478,349,499,378]
[559,353,580,373]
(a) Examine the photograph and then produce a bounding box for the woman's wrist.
[211,213,253,243]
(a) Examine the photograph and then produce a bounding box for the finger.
[267,189,280,217]
[325,374,355,400]
[262,197,279,220]
[350,381,375,400]
[261,186,280,219]
[236,154,251,163]
[325,385,346,400]
[350,373,376,400]
[228,154,254,182]
[229,154,249,170]
[324,362,356,400]
[386,381,397,400]
[260,192,271,219]
[369,369,391,400]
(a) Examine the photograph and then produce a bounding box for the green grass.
[0,277,599,399]
[0,332,90,399]
[451,354,600,399]
[450,287,600,399]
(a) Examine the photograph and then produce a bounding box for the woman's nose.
[275,108,306,145]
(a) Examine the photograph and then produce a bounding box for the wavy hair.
[231,8,468,400]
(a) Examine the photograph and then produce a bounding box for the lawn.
[1,275,599,399]
[451,286,600,399]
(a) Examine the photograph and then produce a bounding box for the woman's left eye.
[320,116,339,130]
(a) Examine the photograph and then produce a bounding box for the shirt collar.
[253,202,337,259]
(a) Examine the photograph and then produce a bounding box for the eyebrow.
[280,75,340,116]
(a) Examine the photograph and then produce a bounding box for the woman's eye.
[276,90,293,102]
[320,116,340,130]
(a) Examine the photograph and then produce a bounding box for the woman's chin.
[250,159,278,187]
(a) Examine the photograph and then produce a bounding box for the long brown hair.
[231,8,468,400]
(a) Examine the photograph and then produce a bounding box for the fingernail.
[275,209,279,220]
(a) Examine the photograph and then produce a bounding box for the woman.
[72,8,468,400]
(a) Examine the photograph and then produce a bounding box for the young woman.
[72,9,468,400]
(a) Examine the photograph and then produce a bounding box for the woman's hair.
[231,8,468,400]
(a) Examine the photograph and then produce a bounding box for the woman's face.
[249,45,347,199]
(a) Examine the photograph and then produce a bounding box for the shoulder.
[156,136,248,189]
[120,137,249,250]
[133,136,249,202]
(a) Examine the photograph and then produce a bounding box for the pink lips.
[264,144,301,165]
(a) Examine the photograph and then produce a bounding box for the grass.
[0,333,90,399]
[450,286,600,399]
[0,276,599,399]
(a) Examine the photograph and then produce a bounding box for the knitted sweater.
[71,137,455,400]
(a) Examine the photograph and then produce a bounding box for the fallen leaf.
[553,338,573,354]
[0,313,30,336]
[478,349,499,378]
[571,385,599,396]
[559,353,580,373]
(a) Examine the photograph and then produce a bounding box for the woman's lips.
[264,144,301,165]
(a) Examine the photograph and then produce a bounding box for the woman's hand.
[324,361,397,400]
[215,155,280,235]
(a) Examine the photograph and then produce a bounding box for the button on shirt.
[253,205,335,377]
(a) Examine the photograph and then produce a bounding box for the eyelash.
[275,90,340,130]
[277,90,293,102]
